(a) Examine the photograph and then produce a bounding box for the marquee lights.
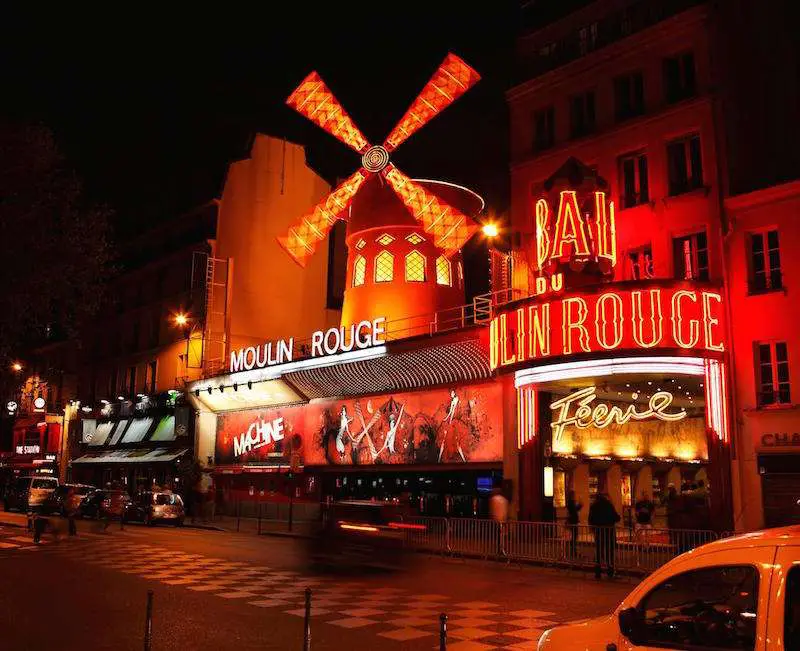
[550,386,687,443]
[517,386,537,449]
[489,285,724,370]
[704,359,729,443]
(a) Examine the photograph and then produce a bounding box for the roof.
[694,526,800,553]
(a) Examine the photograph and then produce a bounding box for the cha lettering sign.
[761,433,800,448]
[489,282,724,370]
[229,317,386,373]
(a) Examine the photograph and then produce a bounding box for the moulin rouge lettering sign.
[489,284,724,370]
[229,317,386,373]
[550,386,687,442]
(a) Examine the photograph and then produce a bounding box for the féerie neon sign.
[550,386,687,442]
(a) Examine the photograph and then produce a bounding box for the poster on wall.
[215,383,503,467]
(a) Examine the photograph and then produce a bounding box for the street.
[0,517,634,650]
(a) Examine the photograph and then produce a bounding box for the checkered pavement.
[42,535,563,649]
[0,522,113,553]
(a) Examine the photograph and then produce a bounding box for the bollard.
[143,590,154,651]
[439,612,447,650]
[303,587,312,651]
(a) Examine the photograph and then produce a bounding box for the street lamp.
[173,312,189,327]
[481,222,499,238]
[10,362,22,373]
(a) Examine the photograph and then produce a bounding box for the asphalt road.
[0,519,634,650]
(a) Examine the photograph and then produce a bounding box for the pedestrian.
[588,492,620,579]
[634,492,655,539]
[566,490,582,558]
[65,486,78,537]
[489,486,509,556]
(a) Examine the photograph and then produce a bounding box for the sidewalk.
[0,511,28,529]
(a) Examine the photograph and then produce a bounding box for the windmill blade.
[277,169,368,267]
[383,164,479,255]
[383,53,481,152]
[287,72,370,154]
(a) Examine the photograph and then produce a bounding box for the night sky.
[2,3,550,238]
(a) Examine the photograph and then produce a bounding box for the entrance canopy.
[71,448,189,465]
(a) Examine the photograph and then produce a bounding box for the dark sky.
[2,3,541,237]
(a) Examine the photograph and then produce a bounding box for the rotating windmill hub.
[361,145,390,173]
[278,53,482,267]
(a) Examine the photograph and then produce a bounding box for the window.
[757,341,791,406]
[569,91,596,138]
[663,52,696,103]
[147,361,157,393]
[405,233,425,245]
[673,232,709,281]
[533,106,555,152]
[352,255,366,287]
[436,256,452,286]
[667,134,703,195]
[405,251,426,282]
[628,246,654,280]
[578,22,598,55]
[374,250,394,283]
[785,566,800,649]
[376,233,395,245]
[749,230,782,293]
[631,565,758,650]
[355,238,366,250]
[614,72,644,121]
[619,151,649,208]
[149,309,161,348]
[127,366,136,398]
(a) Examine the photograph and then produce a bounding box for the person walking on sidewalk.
[566,490,582,558]
[65,486,78,537]
[589,492,620,579]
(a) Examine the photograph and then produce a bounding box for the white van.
[538,526,800,650]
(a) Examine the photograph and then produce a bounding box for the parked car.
[78,489,131,520]
[537,525,800,650]
[124,490,185,526]
[3,476,59,512]
[42,483,95,515]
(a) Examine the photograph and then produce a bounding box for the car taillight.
[388,522,427,531]
[338,521,379,533]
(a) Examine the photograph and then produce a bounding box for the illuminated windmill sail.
[278,53,481,267]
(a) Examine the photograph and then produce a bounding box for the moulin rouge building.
[187,52,734,531]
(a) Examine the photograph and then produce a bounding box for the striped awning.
[71,448,189,465]
[284,338,491,399]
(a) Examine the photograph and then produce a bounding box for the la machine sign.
[489,282,725,370]
[229,317,386,373]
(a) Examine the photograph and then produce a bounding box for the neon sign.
[535,190,617,272]
[550,386,687,443]
[229,317,386,372]
[489,284,724,370]
[233,416,285,458]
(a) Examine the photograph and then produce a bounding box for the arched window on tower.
[352,255,366,287]
[405,251,426,282]
[436,256,452,286]
[374,250,394,283]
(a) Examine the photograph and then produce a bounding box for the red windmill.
[278,53,482,268]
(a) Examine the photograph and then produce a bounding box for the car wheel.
[176,518,184,527]
[146,515,154,526]
[2,500,8,512]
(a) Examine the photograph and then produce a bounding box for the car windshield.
[155,494,176,505]
[31,479,55,489]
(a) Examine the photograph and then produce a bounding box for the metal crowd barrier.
[397,516,728,575]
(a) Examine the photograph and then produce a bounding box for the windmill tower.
[278,54,484,336]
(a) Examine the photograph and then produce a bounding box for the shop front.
[488,179,733,531]
[0,415,62,492]
[191,329,503,518]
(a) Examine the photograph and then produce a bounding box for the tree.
[0,121,113,361]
